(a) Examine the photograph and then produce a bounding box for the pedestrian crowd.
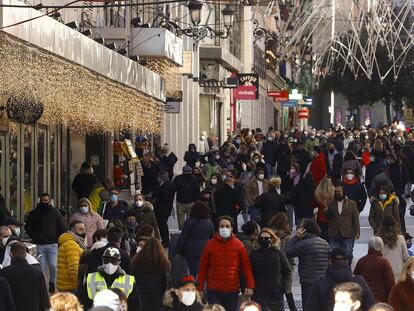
[1,121,414,311]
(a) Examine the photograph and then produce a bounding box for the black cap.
[1,217,23,226]
[175,275,197,288]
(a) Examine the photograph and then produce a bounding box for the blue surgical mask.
[235,139,241,144]
[14,227,21,237]
[110,194,118,203]
[407,242,412,249]
[379,194,387,201]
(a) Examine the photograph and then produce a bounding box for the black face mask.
[258,237,272,248]
[335,194,344,201]
[328,149,335,153]
[76,233,86,239]
[37,203,50,209]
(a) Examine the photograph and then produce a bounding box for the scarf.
[342,177,358,186]
[71,232,87,250]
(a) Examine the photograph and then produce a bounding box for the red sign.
[233,73,259,100]
[268,90,289,102]
[234,86,258,100]
[298,108,309,119]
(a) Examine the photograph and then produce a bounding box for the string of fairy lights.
[0,34,163,134]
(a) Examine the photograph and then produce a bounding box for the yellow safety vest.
[86,272,135,299]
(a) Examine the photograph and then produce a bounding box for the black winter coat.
[365,160,387,191]
[261,141,278,165]
[213,184,239,217]
[288,175,315,218]
[175,217,215,258]
[291,149,311,176]
[388,161,409,195]
[173,175,200,204]
[72,172,97,200]
[133,267,168,311]
[25,204,66,244]
[142,162,162,195]
[0,257,50,311]
[0,276,14,311]
[342,181,368,213]
[154,181,177,217]
[285,234,330,284]
[254,189,287,227]
[325,151,343,181]
[160,153,178,180]
[306,263,376,311]
[250,247,291,306]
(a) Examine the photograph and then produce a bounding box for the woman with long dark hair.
[131,238,170,311]
[378,216,409,281]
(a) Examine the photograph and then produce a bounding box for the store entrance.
[85,134,106,183]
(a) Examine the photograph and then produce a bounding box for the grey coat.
[285,233,330,284]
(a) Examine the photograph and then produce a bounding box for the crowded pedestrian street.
[2,0,414,311]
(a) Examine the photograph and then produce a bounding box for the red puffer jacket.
[197,234,255,292]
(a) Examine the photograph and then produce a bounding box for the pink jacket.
[70,211,104,247]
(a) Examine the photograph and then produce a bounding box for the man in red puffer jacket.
[197,216,255,311]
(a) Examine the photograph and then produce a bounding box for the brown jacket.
[389,278,414,311]
[245,178,269,206]
[326,198,360,239]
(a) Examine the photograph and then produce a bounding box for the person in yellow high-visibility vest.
[80,247,139,310]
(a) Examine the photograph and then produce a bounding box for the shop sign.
[268,90,289,102]
[301,96,314,107]
[298,108,309,119]
[233,73,259,100]
[282,100,298,108]
[166,101,180,113]
[177,50,193,74]
[289,89,303,100]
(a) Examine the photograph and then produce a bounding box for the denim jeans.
[286,204,294,229]
[248,205,260,222]
[265,162,274,178]
[185,256,200,278]
[37,243,58,284]
[207,290,239,311]
[330,237,355,264]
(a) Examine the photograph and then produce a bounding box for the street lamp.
[222,5,235,31]
[187,0,203,26]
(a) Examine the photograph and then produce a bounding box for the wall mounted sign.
[233,73,259,100]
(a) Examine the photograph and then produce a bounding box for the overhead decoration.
[0,34,162,134]
[7,94,44,124]
[278,0,414,82]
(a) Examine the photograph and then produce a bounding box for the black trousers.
[156,213,170,247]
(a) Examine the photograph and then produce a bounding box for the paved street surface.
[167,203,414,310]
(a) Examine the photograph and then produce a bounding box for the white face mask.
[258,174,265,181]
[254,158,259,163]
[201,135,206,140]
[135,200,144,208]
[219,227,231,239]
[181,291,196,306]
[1,237,9,247]
[136,246,142,254]
[211,178,218,185]
[103,263,119,275]
[346,174,354,181]
[14,228,21,237]
[80,206,89,214]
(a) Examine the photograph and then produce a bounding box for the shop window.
[9,123,18,217]
[37,126,46,196]
[23,125,34,217]
[50,131,56,202]
[0,132,5,201]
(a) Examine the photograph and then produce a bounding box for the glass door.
[0,132,6,202]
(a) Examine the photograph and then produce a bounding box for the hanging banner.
[298,108,309,119]
[282,100,298,108]
[233,73,259,100]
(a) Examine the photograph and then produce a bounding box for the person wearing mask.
[262,132,278,178]
[237,221,259,256]
[199,131,210,156]
[212,151,228,170]
[132,193,160,240]
[213,176,241,231]
[291,142,311,176]
[354,237,395,303]
[284,220,330,310]
[86,227,131,274]
[333,282,363,311]
[365,154,388,191]
[124,210,139,256]
[0,226,12,263]
[103,188,129,221]
[378,216,409,281]
[309,146,327,186]
[254,177,287,228]
[0,242,50,311]
[160,143,178,180]
[173,166,200,230]
[251,153,266,172]
[184,144,201,169]
[154,171,176,248]
[342,168,368,213]
[132,238,170,311]
[70,198,104,248]
[369,186,400,234]
[369,170,395,198]
[306,248,375,311]
[175,201,215,278]
[267,214,296,311]
[25,193,66,293]
[312,177,335,241]
[325,143,343,181]
[304,130,319,154]
[389,257,414,311]
[1,236,39,268]
[193,166,207,191]
[341,150,363,180]
[250,228,291,311]
[245,168,269,222]
[72,161,98,200]
[288,171,315,227]
[238,160,255,187]
[160,275,204,311]
[197,216,255,311]
[325,183,360,264]
[57,220,86,292]
[0,217,23,238]
[81,247,138,310]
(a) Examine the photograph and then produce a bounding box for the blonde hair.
[256,228,281,248]
[399,256,414,282]
[203,305,226,311]
[50,292,84,311]
[314,177,335,203]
